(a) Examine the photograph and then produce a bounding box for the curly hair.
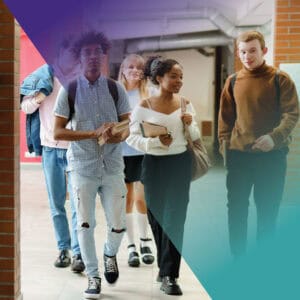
[73,31,111,59]
[144,56,181,85]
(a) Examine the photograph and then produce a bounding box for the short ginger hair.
[236,30,266,49]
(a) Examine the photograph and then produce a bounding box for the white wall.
[143,49,215,125]
[264,32,274,66]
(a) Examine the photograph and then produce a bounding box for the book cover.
[98,119,130,145]
[139,121,168,138]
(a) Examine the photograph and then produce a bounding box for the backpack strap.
[228,73,237,119]
[275,69,280,105]
[67,78,119,121]
[229,73,237,101]
[107,78,118,105]
[68,80,77,121]
[107,77,120,120]
[229,70,281,105]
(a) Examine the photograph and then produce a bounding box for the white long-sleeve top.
[126,102,200,156]
[21,77,69,149]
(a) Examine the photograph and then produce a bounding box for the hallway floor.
[21,163,211,300]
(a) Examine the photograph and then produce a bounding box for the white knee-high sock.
[137,212,151,248]
[126,213,135,248]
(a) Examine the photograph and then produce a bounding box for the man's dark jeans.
[226,148,288,257]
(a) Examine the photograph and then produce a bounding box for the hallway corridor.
[21,164,211,300]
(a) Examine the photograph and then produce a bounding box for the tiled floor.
[21,164,212,300]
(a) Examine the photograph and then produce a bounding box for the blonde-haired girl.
[118,54,155,267]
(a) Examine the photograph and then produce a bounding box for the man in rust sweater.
[218,30,299,257]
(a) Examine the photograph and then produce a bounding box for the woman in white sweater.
[126,57,200,296]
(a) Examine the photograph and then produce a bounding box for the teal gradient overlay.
[182,167,300,299]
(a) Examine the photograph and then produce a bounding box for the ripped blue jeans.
[70,172,127,278]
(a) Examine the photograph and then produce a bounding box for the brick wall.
[274,0,300,202]
[0,0,21,299]
[274,0,300,66]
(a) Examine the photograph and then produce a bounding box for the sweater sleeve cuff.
[148,136,167,149]
[219,139,230,156]
[269,131,283,147]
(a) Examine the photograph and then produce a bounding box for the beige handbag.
[181,98,211,181]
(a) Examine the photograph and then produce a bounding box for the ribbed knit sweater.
[218,61,299,152]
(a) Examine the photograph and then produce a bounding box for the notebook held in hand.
[140,121,168,138]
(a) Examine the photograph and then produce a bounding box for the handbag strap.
[145,98,153,110]
[180,97,193,147]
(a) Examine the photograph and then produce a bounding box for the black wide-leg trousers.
[141,151,191,278]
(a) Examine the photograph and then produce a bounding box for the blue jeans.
[70,172,127,278]
[42,146,80,255]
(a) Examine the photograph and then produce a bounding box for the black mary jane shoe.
[128,248,140,267]
[140,238,155,265]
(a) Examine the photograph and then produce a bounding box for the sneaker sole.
[54,262,71,268]
[71,266,85,273]
[160,285,183,296]
[72,269,85,273]
[83,292,100,299]
[104,275,119,284]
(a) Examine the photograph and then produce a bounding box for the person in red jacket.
[218,30,299,258]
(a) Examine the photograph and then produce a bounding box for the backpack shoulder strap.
[226,70,280,112]
[275,69,280,105]
[107,78,118,105]
[229,73,237,101]
[68,80,77,121]
[67,78,118,121]
[228,73,237,118]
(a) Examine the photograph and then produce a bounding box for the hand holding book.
[98,119,130,145]
[139,121,168,138]
[140,121,172,147]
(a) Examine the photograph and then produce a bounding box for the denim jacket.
[21,64,54,96]
[20,64,54,155]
